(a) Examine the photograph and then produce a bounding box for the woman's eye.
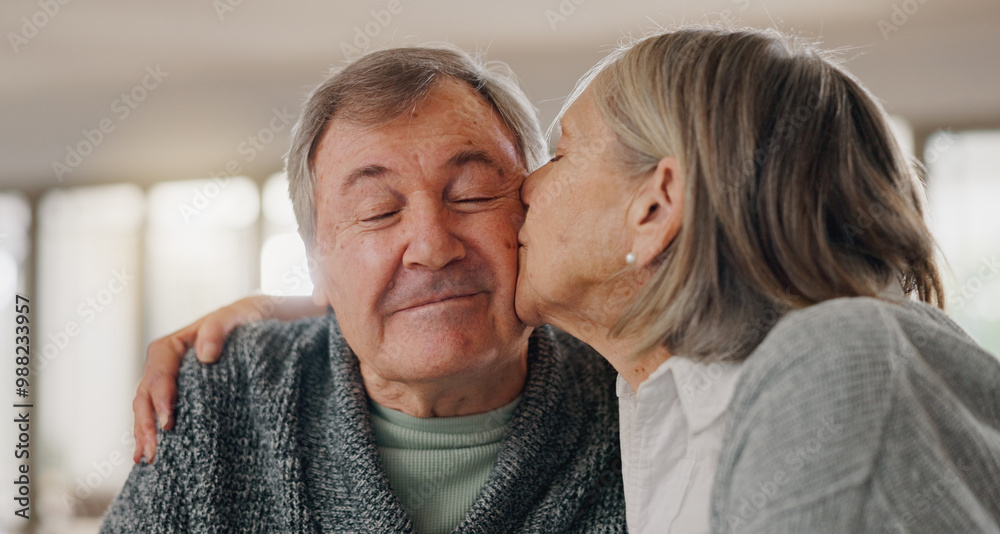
[456,197,496,204]
[549,154,564,163]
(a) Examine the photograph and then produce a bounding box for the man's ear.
[627,156,684,268]
[303,235,331,308]
[311,282,330,307]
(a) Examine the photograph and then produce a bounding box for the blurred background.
[1,1,999,532]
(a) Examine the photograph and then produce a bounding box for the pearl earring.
[625,252,636,265]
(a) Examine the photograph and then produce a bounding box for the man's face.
[310,78,531,385]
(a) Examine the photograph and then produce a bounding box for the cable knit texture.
[101,316,625,533]
[711,297,1000,533]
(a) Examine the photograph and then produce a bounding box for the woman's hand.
[132,295,325,463]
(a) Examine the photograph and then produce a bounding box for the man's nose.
[402,201,466,270]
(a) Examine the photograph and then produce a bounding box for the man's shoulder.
[226,313,334,361]
[175,313,335,398]
[104,315,340,533]
[169,313,340,457]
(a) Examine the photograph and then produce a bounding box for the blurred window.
[145,177,260,337]
[35,184,144,523]
[926,130,1000,355]
[261,173,312,296]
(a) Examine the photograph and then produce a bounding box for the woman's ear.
[627,156,684,268]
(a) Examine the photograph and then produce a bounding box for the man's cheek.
[498,198,526,226]
[483,207,523,250]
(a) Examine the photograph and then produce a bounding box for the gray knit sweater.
[101,317,625,533]
[711,297,1000,533]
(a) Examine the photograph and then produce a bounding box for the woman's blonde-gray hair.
[579,27,944,361]
[286,45,545,247]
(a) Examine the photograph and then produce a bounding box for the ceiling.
[2,0,999,195]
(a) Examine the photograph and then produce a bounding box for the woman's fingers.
[132,326,195,462]
[148,368,179,432]
[132,390,156,463]
[194,317,233,364]
[148,331,190,427]
[193,297,271,362]
[130,295,307,463]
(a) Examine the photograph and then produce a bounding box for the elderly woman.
[133,27,1000,533]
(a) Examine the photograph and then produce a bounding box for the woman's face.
[515,90,637,328]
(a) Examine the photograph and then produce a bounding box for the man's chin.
[384,312,508,352]
[375,335,522,380]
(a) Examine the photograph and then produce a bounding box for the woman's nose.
[521,167,545,209]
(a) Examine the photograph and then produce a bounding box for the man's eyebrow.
[339,150,501,194]
[340,164,390,194]
[448,149,503,176]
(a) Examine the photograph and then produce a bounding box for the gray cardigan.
[712,297,1000,533]
[101,317,626,533]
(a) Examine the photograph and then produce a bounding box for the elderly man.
[101,47,624,533]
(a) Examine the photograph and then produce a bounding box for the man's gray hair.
[286,45,546,247]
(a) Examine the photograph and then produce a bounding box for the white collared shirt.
[617,356,744,534]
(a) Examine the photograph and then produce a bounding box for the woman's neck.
[544,308,672,391]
